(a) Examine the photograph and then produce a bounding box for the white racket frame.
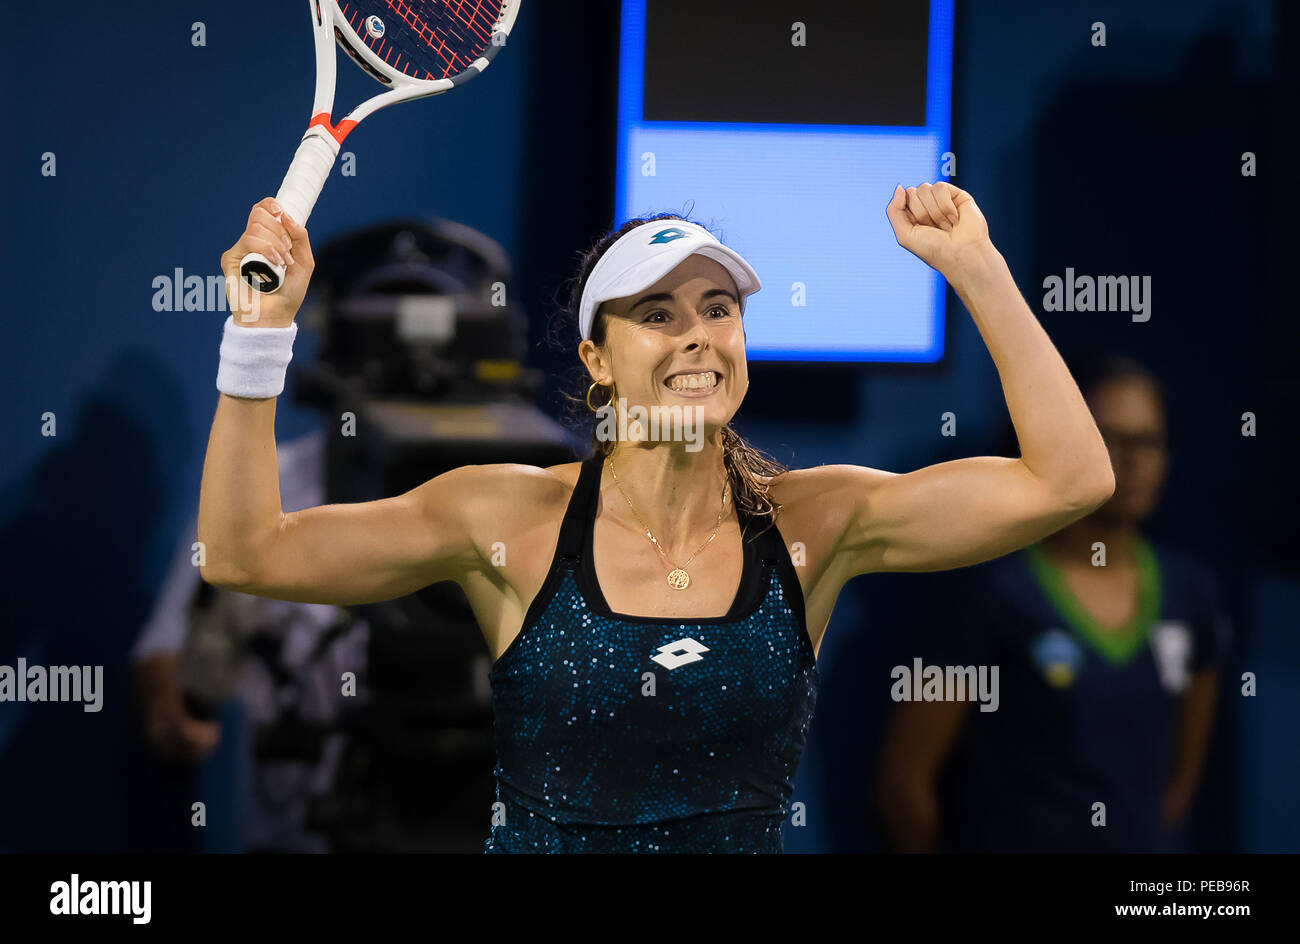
[241,0,522,293]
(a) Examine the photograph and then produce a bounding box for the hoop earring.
[586,381,617,412]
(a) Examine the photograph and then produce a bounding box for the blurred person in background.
[877,354,1230,853]
[132,428,367,852]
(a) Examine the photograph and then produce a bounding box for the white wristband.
[215,315,299,399]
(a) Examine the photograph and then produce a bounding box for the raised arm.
[199,412,488,604]
[823,184,1114,576]
[197,198,486,604]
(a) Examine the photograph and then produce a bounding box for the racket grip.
[240,128,340,294]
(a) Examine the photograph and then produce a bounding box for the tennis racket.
[240,0,523,293]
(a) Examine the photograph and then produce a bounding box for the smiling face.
[579,253,749,441]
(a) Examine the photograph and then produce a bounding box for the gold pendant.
[667,569,690,590]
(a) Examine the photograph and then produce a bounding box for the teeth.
[667,371,717,391]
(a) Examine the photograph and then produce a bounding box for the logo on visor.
[649,227,689,245]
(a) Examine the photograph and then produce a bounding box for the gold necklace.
[607,452,730,590]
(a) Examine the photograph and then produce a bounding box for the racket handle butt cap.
[240,253,286,294]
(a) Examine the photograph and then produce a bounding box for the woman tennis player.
[203,182,1116,853]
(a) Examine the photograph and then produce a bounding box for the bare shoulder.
[424,460,581,516]
[405,460,582,575]
[465,460,582,491]
[758,463,896,546]
[542,459,585,489]
[765,463,895,509]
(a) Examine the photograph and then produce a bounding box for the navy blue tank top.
[485,453,819,853]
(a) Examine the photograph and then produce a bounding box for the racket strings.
[338,0,505,80]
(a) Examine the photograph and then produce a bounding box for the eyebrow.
[629,288,739,311]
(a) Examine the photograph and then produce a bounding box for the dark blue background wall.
[0,0,1291,852]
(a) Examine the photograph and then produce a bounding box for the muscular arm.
[197,393,524,605]
[807,188,1116,577]
[824,249,1114,576]
[198,198,527,606]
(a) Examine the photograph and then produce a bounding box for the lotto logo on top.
[651,638,710,670]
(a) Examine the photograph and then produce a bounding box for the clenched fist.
[886,182,994,281]
[219,197,315,328]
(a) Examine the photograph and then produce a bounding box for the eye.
[641,304,732,324]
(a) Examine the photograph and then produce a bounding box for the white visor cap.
[578,219,761,341]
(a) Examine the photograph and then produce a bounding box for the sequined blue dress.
[484,453,819,853]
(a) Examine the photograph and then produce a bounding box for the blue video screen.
[615,0,954,362]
